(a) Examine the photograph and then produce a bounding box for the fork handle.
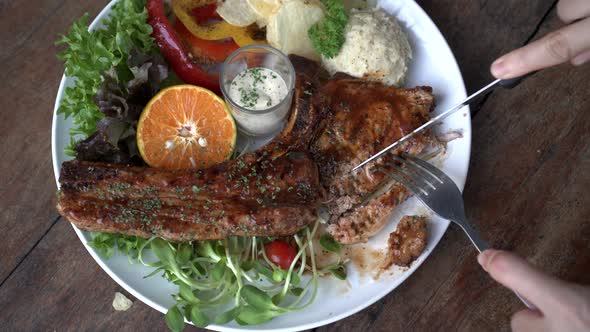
[454,219,538,311]
[456,221,489,253]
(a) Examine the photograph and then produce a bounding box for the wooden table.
[1,0,589,331]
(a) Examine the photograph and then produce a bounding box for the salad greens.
[320,233,341,253]
[88,219,341,330]
[75,50,169,164]
[308,0,349,58]
[56,0,157,155]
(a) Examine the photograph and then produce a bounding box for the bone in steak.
[310,74,435,244]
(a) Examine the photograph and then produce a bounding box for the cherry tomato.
[265,240,297,270]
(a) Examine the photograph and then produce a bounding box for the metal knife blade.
[352,73,534,172]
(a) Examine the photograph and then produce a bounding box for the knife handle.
[498,71,537,89]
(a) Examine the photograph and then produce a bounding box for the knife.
[352,73,534,172]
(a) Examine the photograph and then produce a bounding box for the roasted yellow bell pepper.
[171,0,264,47]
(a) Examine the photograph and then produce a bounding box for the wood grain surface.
[0,0,110,284]
[0,218,168,331]
[2,0,589,331]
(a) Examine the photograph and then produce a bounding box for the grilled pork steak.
[57,152,321,241]
[57,56,325,241]
[310,74,435,243]
[57,55,436,243]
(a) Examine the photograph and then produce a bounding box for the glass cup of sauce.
[220,44,295,137]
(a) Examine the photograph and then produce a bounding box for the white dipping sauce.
[228,67,288,110]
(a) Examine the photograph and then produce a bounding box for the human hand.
[477,249,590,332]
[491,0,590,79]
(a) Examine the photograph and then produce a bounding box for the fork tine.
[391,155,439,189]
[400,153,447,184]
[386,160,436,193]
[375,166,428,196]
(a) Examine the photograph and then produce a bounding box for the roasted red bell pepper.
[174,19,239,63]
[190,3,219,23]
[146,0,220,94]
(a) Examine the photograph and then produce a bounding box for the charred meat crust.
[260,55,328,158]
[311,78,434,201]
[328,184,409,244]
[310,75,435,243]
[58,152,321,241]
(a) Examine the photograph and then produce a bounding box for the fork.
[375,153,536,310]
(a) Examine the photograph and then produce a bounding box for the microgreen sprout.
[88,217,339,330]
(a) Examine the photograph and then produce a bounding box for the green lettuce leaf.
[55,0,157,155]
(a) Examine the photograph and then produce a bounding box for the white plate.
[51,0,470,330]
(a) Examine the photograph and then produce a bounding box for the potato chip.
[217,0,259,27]
[247,0,283,22]
[266,0,324,61]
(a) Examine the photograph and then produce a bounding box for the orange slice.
[137,85,236,170]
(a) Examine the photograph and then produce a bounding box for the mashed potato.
[321,9,412,86]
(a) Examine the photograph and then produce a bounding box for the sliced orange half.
[137,85,236,170]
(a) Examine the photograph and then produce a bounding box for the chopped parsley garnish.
[308,0,348,58]
[250,67,264,86]
[107,183,131,192]
[239,87,260,109]
[142,198,162,210]
[141,186,157,195]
